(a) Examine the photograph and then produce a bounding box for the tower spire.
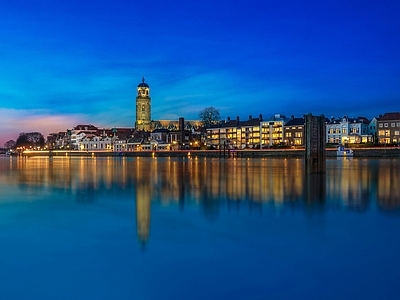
[142,76,145,84]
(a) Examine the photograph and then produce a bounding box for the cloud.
[0,108,87,146]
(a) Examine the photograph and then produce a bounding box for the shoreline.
[10,147,400,158]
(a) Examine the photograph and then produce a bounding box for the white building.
[326,116,372,144]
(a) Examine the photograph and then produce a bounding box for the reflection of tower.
[136,180,151,247]
[135,77,151,131]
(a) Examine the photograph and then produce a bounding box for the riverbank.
[13,147,400,158]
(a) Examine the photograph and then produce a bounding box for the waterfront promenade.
[17,147,400,158]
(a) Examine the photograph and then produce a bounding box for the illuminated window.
[395,131,400,136]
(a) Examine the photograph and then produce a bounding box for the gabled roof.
[74,124,98,131]
[378,112,400,121]
[127,138,143,144]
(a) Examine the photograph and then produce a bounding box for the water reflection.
[1,156,400,243]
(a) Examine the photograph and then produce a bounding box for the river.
[0,156,399,299]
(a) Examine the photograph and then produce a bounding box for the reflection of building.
[135,77,151,131]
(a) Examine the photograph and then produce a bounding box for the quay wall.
[17,147,400,158]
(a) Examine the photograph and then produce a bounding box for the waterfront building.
[47,132,67,149]
[377,112,400,145]
[326,116,371,144]
[283,116,305,146]
[260,114,289,147]
[368,117,378,143]
[69,124,98,149]
[135,77,151,131]
[206,115,263,149]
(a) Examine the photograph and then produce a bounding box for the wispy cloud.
[0,108,87,145]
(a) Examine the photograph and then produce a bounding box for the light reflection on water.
[2,156,399,209]
[1,156,400,299]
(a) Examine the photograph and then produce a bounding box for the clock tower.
[135,77,151,131]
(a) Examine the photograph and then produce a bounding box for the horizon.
[1,0,400,145]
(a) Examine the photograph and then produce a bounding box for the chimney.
[236,116,239,122]
[291,115,294,120]
[227,116,230,122]
[259,114,263,121]
[179,117,184,131]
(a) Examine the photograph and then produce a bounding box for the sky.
[1,0,400,145]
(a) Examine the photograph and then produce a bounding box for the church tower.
[135,77,151,131]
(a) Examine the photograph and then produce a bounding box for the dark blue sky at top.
[1,0,399,142]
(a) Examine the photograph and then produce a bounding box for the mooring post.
[304,113,326,174]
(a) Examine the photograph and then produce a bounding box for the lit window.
[395,131,400,136]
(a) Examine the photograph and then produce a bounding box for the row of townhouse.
[206,112,400,148]
[207,114,299,149]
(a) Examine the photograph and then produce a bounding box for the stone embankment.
[16,147,400,158]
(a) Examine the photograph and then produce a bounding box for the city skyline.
[1,0,400,145]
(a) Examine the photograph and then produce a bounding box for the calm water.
[1,156,400,299]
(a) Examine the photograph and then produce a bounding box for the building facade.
[284,117,305,146]
[377,112,400,144]
[326,116,372,144]
[260,114,288,147]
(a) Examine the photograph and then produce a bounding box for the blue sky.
[1,0,400,144]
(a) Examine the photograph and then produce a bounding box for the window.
[395,131,400,136]
[397,122,400,127]
[379,123,383,128]
[384,123,388,127]
[391,123,396,127]
[342,129,347,134]
[295,132,302,138]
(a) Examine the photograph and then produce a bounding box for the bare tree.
[4,140,16,150]
[199,107,221,128]
[16,132,45,148]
